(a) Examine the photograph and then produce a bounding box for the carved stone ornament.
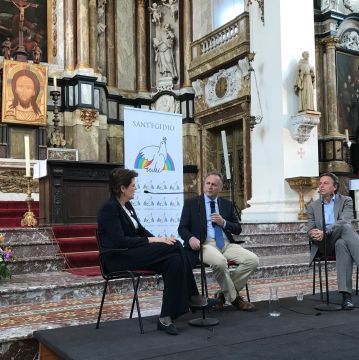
[52,0,57,57]
[0,170,39,193]
[80,108,98,131]
[338,29,359,51]
[321,0,359,13]
[192,79,204,98]
[204,66,241,108]
[154,94,179,113]
[290,111,321,144]
[321,0,339,11]
[247,0,264,24]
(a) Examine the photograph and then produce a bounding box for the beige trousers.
[202,239,259,303]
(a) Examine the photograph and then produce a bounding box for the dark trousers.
[106,241,198,318]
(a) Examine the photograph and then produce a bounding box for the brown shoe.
[231,296,255,311]
[214,291,226,309]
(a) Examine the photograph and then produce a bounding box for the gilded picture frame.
[0,0,51,62]
[336,51,359,135]
[1,60,48,126]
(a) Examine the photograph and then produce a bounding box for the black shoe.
[189,295,208,308]
[342,297,354,310]
[157,319,179,335]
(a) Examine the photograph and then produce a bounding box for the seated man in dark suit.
[308,172,359,310]
[178,171,259,311]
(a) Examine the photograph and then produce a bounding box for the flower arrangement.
[0,233,14,279]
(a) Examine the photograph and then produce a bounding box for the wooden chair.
[312,252,359,300]
[95,230,155,333]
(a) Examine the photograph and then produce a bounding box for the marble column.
[106,0,116,86]
[97,0,107,75]
[241,0,319,222]
[182,0,192,88]
[88,0,97,70]
[76,0,90,69]
[315,38,325,136]
[64,0,76,71]
[321,36,340,136]
[136,0,147,92]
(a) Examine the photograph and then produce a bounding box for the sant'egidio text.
[132,121,174,131]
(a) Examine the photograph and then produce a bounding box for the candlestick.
[49,90,66,147]
[54,76,57,91]
[21,176,37,227]
[345,129,349,143]
[24,135,30,177]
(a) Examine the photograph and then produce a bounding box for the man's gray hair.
[205,170,224,185]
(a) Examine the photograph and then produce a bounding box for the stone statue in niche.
[294,51,316,112]
[148,2,162,25]
[2,37,12,59]
[153,23,178,79]
[162,0,178,20]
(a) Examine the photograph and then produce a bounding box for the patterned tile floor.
[0,270,346,342]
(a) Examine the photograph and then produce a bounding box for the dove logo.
[134,137,175,172]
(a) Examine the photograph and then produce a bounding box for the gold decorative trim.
[320,35,339,49]
[80,108,98,130]
[47,0,55,63]
[76,63,92,69]
[0,170,39,193]
[286,177,319,220]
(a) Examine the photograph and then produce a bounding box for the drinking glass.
[269,286,280,317]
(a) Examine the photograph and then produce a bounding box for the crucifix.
[10,0,39,61]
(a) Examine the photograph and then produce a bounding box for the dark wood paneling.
[39,161,122,225]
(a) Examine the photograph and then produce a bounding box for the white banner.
[124,107,183,239]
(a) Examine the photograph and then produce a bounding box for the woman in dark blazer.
[97,168,206,335]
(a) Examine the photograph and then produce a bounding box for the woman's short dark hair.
[109,168,138,197]
[320,172,340,193]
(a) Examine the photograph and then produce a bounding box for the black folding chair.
[312,252,359,300]
[96,230,155,334]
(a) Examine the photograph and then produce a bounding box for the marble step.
[8,256,66,275]
[10,242,59,259]
[240,222,308,234]
[0,271,159,307]
[0,252,318,307]
[241,221,359,235]
[238,232,308,245]
[244,243,309,257]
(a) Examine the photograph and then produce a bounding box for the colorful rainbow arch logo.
[134,153,175,171]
